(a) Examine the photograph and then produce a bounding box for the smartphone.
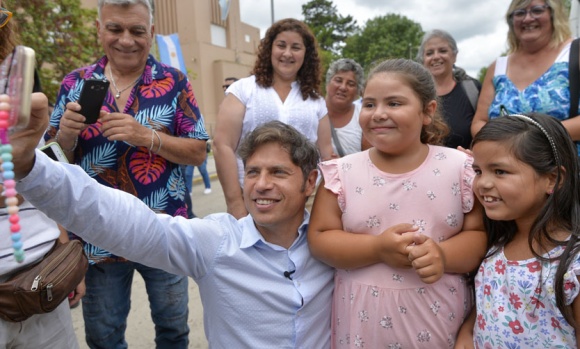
[40,142,69,163]
[78,78,109,124]
[0,46,35,129]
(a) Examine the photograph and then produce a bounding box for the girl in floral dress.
[455,113,580,348]
[308,59,487,348]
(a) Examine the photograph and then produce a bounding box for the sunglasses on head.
[0,7,12,28]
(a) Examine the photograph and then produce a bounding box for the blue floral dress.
[488,42,580,153]
[489,43,574,119]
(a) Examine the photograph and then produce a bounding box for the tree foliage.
[14,0,102,103]
[342,14,424,72]
[301,0,358,55]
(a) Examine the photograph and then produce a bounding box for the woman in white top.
[325,58,370,157]
[214,18,333,219]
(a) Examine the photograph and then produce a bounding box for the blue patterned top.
[489,43,580,153]
[489,44,575,119]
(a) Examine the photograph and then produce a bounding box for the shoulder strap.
[569,38,580,118]
[460,79,479,111]
[330,123,345,158]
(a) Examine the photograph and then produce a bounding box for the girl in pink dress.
[455,113,580,348]
[308,58,487,348]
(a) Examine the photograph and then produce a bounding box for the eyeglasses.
[0,8,12,28]
[510,5,550,20]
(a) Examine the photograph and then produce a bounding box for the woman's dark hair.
[251,18,321,100]
[472,113,580,326]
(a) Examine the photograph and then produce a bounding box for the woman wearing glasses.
[470,0,580,146]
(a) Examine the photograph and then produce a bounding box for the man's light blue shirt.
[18,151,334,348]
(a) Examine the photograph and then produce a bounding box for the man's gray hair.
[97,0,154,26]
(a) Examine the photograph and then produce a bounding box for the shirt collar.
[239,210,310,250]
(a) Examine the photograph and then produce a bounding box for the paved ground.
[72,155,225,348]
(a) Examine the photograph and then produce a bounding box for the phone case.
[40,142,69,163]
[0,46,35,129]
[78,79,109,124]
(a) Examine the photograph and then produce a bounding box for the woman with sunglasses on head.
[471,0,580,150]
[0,3,15,60]
[0,3,42,94]
[0,1,81,348]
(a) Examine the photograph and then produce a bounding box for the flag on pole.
[156,33,187,73]
[219,0,230,21]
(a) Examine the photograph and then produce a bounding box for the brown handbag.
[0,239,88,322]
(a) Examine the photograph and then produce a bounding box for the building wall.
[81,0,260,136]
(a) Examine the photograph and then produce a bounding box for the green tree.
[301,0,358,55]
[565,0,572,12]
[477,66,488,83]
[15,0,101,103]
[342,14,424,72]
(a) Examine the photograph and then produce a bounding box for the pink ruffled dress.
[319,146,475,348]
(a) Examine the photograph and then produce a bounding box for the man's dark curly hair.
[251,18,321,100]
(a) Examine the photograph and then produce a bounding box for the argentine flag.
[219,0,230,21]
[156,34,187,74]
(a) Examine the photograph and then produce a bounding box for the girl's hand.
[454,335,475,349]
[407,233,445,284]
[69,278,86,307]
[376,224,418,268]
[456,146,472,156]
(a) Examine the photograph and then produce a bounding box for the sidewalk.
[71,154,225,348]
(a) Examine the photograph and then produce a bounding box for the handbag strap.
[569,38,580,118]
[330,122,345,158]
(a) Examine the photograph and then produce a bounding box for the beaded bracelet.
[0,95,23,262]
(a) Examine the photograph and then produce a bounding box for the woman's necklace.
[107,65,141,99]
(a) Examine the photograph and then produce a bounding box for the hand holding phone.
[0,46,35,129]
[78,79,109,124]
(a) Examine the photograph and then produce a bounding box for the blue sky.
[239,0,511,78]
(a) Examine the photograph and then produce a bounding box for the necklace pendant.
[115,92,121,99]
